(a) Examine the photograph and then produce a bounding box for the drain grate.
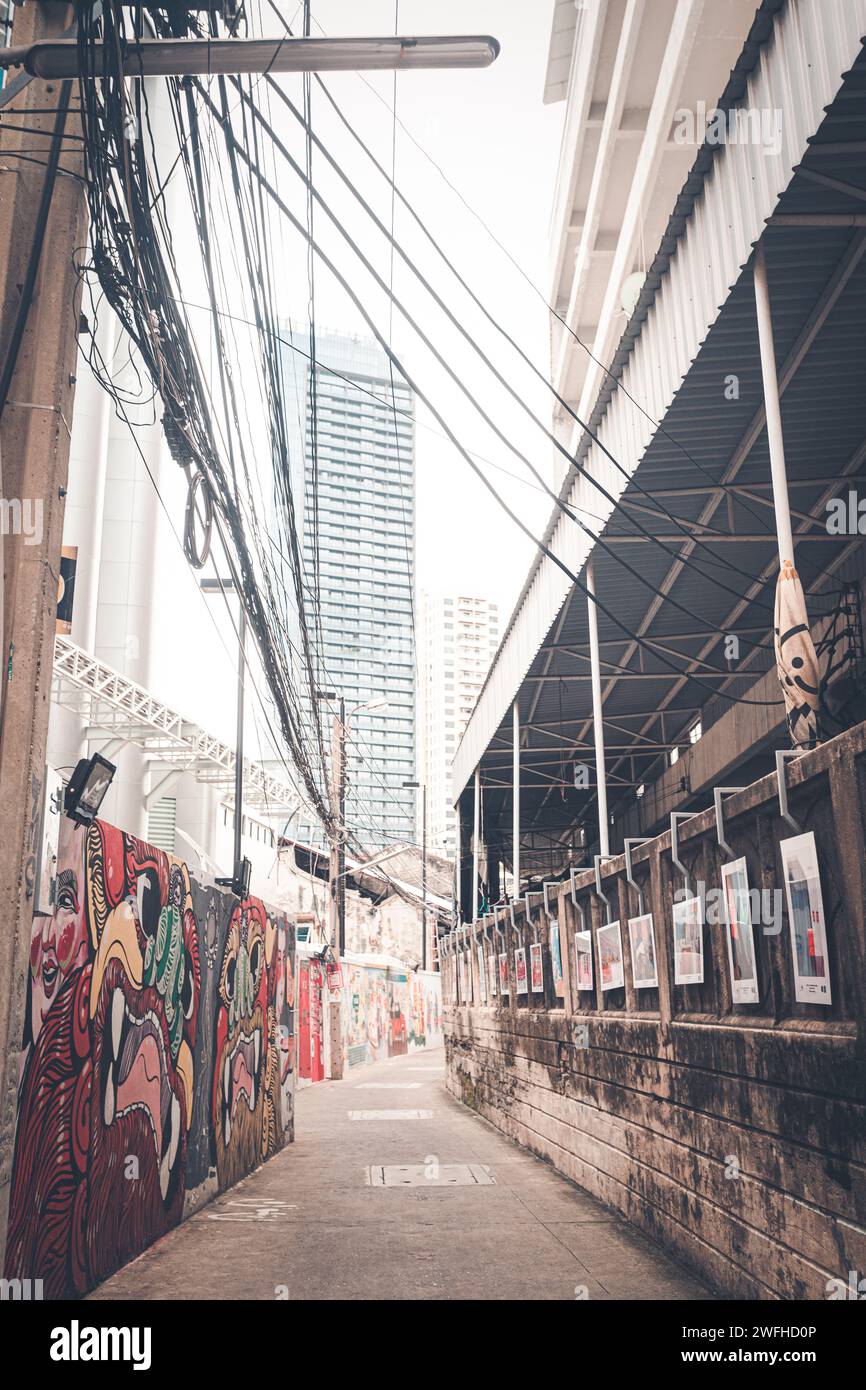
[366,1163,495,1187]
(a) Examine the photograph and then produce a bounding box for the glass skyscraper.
[281,327,416,851]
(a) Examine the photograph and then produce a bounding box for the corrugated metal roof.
[454,0,866,824]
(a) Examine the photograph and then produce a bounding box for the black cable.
[225,76,783,650]
[263,0,779,600]
[192,79,781,709]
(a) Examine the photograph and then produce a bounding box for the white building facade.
[419,593,499,857]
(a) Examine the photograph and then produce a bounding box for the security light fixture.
[216,854,252,900]
[64,754,116,826]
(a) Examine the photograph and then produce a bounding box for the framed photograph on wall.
[515,947,528,996]
[597,921,625,992]
[721,857,759,1005]
[672,895,704,985]
[627,914,659,989]
[780,832,832,1005]
[464,948,474,1004]
[550,920,565,998]
[476,942,488,1004]
[530,941,544,993]
[488,948,498,998]
[575,930,594,991]
[497,950,511,995]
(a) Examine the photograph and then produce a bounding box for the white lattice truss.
[52,635,299,817]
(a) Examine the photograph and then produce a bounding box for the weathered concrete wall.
[445,722,866,1300]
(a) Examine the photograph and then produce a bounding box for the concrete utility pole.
[403,778,427,969]
[0,2,87,1203]
[327,697,346,955]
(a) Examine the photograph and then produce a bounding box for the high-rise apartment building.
[282,328,417,850]
[419,593,499,857]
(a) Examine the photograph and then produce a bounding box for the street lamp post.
[403,780,427,971]
[1,34,500,81]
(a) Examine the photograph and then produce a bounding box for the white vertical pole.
[512,698,520,898]
[586,559,610,857]
[754,244,795,568]
[472,765,481,924]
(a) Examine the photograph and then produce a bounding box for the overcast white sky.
[271,0,565,626]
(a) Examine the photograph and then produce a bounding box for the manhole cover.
[366,1164,495,1187]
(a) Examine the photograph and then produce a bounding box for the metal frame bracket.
[524,891,541,942]
[776,749,805,833]
[714,786,746,858]
[623,838,650,916]
[670,811,701,896]
[593,854,614,924]
[569,866,591,933]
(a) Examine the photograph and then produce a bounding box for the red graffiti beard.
[85,954,187,1287]
[4,963,92,1298]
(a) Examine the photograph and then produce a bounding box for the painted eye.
[249,940,262,984]
[56,885,77,914]
[181,957,195,1019]
[136,870,160,939]
[225,957,237,1001]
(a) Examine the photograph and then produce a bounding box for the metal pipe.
[753,245,795,568]
[586,558,610,856]
[472,765,481,923]
[512,698,520,897]
[421,782,428,970]
[233,608,246,874]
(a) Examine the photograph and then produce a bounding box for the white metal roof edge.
[542,0,580,105]
[453,0,866,802]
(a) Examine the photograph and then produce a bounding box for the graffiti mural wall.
[4,816,295,1299]
[342,959,443,1068]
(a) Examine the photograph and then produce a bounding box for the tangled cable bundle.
[75,0,334,835]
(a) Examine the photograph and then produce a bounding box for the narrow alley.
[90,1050,711,1303]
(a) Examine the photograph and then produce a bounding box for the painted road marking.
[347,1109,433,1120]
[196,1199,299,1222]
[405,1067,443,1073]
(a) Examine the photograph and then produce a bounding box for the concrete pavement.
[90,1047,713,1301]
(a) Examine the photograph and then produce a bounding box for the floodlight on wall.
[64,754,116,826]
[0,34,500,80]
[216,854,252,900]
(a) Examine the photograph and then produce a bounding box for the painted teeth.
[112,988,124,1060]
[254,1029,260,1071]
[224,1106,231,1148]
[104,1065,115,1126]
[168,1096,181,1169]
[224,1056,231,1099]
[159,1151,170,1201]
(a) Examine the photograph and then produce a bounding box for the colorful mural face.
[212,900,284,1187]
[27,816,89,1049]
[5,816,295,1300]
